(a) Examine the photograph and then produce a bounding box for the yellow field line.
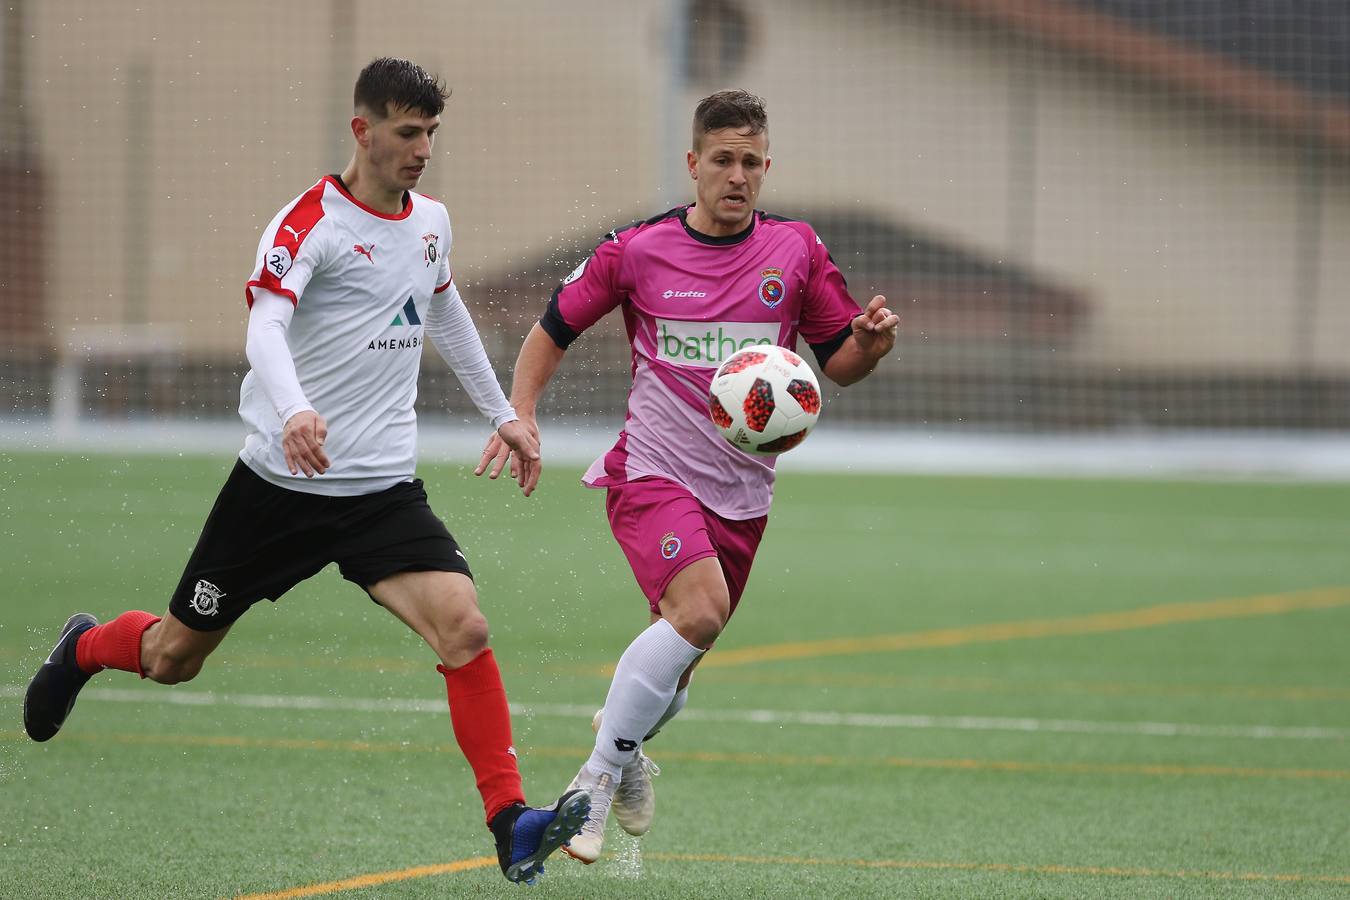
[8,731,1344,780]
[231,857,494,899]
[227,850,1350,898]
[699,586,1350,668]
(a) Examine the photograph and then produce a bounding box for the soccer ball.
[709,345,822,456]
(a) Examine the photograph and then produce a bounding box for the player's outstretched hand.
[850,295,900,360]
[477,418,542,496]
[282,410,331,477]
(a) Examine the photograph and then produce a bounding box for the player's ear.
[350,115,371,148]
[763,155,771,175]
[687,149,698,180]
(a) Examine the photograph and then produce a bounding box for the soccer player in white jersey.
[478,90,899,863]
[22,58,588,885]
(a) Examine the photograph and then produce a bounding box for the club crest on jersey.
[422,232,439,267]
[265,246,293,279]
[659,531,682,560]
[353,242,375,264]
[191,579,225,617]
[759,268,786,309]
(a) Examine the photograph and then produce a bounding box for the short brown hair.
[692,89,767,151]
[354,57,449,119]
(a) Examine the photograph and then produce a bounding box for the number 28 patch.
[266,245,293,278]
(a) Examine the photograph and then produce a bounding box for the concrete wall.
[20,0,1348,374]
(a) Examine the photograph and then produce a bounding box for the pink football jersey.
[544,206,861,519]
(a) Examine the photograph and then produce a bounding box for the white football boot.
[561,764,615,864]
[592,708,660,836]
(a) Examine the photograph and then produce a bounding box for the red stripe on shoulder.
[272,179,328,252]
[246,180,328,306]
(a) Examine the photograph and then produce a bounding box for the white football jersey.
[240,175,455,496]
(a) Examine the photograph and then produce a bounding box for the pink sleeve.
[791,223,861,345]
[540,231,627,347]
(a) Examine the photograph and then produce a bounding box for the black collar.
[679,206,756,246]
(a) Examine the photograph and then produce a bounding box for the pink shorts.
[605,476,767,614]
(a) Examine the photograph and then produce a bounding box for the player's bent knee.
[452,611,490,654]
[668,600,728,648]
[430,607,490,666]
[684,612,727,648]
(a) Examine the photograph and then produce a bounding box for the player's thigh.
[332,479,480,659]
[644,503,765,663]
[367,569,482,634]
[655,556,732,648]
[367,569,484,666]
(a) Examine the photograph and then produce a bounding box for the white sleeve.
[425,281,518,429]
[245,290,314,424]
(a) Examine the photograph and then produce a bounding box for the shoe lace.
[633,753,660,779]
[617,752,659,803]
[582,772,615,834]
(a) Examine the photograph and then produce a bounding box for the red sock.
[75,611,161,677]
[438,648,525,826]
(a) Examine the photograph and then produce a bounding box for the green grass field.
[1,451,1347,899]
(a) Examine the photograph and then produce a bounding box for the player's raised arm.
[822,294,900,386]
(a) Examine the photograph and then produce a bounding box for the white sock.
[644,685,688,742]
[587,619,703,779]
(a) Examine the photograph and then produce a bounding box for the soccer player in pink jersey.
[22,58,588,885]
[477,89,899,862]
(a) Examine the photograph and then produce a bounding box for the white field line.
[2,685,1345,741]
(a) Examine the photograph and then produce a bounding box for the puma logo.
[353,243,375,263]
[283,225,307,240]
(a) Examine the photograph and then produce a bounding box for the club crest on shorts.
[758,268,786,309]
[659,531,682,560]
[191,579,225,617]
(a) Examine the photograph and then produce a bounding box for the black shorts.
[169,460,472,631]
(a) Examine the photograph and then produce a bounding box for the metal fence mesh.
[3,1,1347,432]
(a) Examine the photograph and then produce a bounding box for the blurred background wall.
[2,0,1347,431]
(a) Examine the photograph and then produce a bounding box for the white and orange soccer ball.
[709,345,822,456]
